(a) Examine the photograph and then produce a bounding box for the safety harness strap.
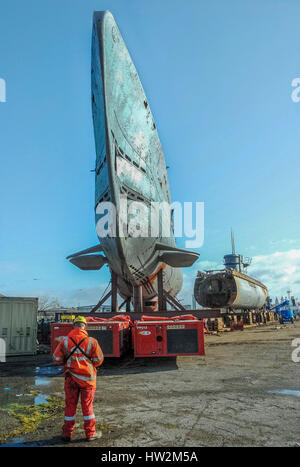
[65,336,93,363]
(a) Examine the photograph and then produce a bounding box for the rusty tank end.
[194,269,268,310]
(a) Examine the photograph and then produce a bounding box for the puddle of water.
[268,389,300,397]
[12,436,25,443]
[34,394,49,405]
[0,378,51,408]
[1,439,39,447]
[35,377,50,386]
[1,442,28,447]
[35,365,62,376]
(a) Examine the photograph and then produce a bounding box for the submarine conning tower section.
[223,229,252,273]
[223,253,252,273]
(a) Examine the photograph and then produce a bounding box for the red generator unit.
[51,320,131,357]
[132,319,205,357]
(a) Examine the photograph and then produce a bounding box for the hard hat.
[73,316,87,325]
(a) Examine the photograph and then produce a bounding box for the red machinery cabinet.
[51,321,131,357]
[132,320,205,357]
[51,322,72,355]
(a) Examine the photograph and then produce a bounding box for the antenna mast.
[231,228,236,255]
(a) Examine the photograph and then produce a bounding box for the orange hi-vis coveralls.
[52,327,104,439]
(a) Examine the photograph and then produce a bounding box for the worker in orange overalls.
[52,316,104,442]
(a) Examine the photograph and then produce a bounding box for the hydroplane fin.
[155,242,200,268]
[69,254,107,271]
[66,244,103,260]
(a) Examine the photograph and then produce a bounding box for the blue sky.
[1,0,300,305]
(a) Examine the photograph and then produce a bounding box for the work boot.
[61,436,71,443]
[86,431,102,442]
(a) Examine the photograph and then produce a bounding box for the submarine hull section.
[194,269,268,310]
[90,11,194,301]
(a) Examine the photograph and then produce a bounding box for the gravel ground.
[0,321,299,447]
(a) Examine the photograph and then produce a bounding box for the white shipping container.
[0,297,38,356]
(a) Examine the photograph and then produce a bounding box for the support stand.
[111,270,118,313]
[90,269,119,313]
[157,268,186,312]
[157,268,166,312]
[133,285,143,314]
[72,267,223,320]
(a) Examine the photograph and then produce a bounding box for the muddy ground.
[0,321,299,447]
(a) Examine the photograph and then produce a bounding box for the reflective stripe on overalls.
[63,336,96,434]
[65,336,96,382]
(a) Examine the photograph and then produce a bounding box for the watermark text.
[291,78,300,103]
[95,197,204,249]
[291,338,300,363]
[0,338,6,362]
[0,78,6,102]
